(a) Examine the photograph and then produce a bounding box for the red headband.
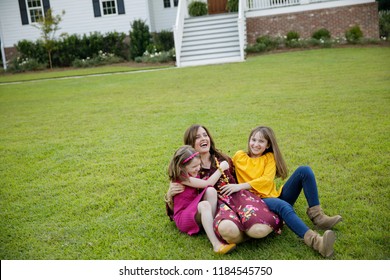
[183,152,199,164]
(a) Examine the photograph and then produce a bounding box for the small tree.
[129,19,151,60]
[33,9,65,69]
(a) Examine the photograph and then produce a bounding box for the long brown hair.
[183,124,229,168]
[247,126,288,179]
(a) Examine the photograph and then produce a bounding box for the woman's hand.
[219,160,229,171]
[165,182,185,210]
[220,183,241,196]
[167,182,185,198]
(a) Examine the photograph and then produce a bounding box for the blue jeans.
[263,166,320,238]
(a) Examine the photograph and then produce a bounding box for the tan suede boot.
[304,229,336,258]
[307,205,342,230]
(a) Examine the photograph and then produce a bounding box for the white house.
[0,0,180,68]
[0,0,179,45]
[0,0,379,68]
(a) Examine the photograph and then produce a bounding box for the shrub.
[246,43,268,53]
[152,30,174,52]
[71,50,123,68]
[7,57,46,73]
[285,31,302,48]
[345,25,363,44]
[15,32,129,68]
[256,35,281,50]
[130,19,151,60]
[286,31,300,41]
[312,28,331,40]
[307,38,334,48]
[137,48,175,63]
[188,1,208,17]
[226,0,239,12]
[16,40,47,65]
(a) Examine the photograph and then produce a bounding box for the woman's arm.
[184,160,229,188]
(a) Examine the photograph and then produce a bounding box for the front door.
[208,0,227,15]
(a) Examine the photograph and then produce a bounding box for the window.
[102,0,116,15]
[18,0,50,25]
[163,0,171,8]
[164,1,179,8]
[93,0,125,17]
[27,0,44,22]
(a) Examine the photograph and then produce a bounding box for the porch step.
[178,13,244,67]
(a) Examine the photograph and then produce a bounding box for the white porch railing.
[247,0,334,10]
[173,0,188,67]
[238,0,247,61]
[173,0,341,66]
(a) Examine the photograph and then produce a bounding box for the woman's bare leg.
[217,220,245,244]
[246,224,273,239]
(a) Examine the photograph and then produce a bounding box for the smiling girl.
[167,145,236,254]
[221,126,342,257]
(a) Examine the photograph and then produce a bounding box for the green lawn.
[0,47,389,260]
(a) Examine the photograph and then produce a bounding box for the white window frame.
[100,0,118,16]
[26,0,44,23]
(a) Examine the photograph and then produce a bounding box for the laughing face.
[249,131,270,158]
[194,126,210,154]
[184,157,201,177]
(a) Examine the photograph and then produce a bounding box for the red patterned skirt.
[213,190,282,242]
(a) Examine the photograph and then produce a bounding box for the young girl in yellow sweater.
[220,126,342,258]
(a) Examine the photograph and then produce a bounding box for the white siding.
[149,0,178,32]
[0,0,151,48]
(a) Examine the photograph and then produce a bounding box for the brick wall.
[246,2,379,45]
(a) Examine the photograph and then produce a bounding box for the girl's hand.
[220,183,241,196]
[219,160,229,171]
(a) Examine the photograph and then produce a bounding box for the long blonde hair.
[247,126,288,179]
[168,145,200,183]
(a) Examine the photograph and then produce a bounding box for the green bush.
[226,0,239,12]
[307,38,334,48]
[71,51,123,68]
[152,30,174,52]
[16,40,47,65]
[256,35,281,50]
[286,31,300,41]
[345,25,363,44]
[15,32,129,68]
[188,1,208,17]
[246,43,268,53]
[7,57,46,73]
[312,28,331,40]
[379,10,390,40]
[377,0,390,10]
[285,31,302,48]
[130,19,151,60]
[136,48,175,63]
